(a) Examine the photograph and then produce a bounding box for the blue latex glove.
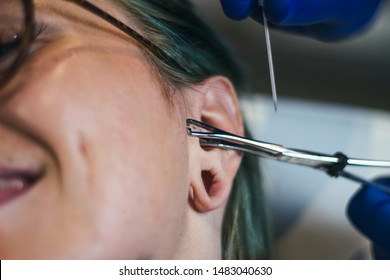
[347,177,390,259]
[220,0,382,41]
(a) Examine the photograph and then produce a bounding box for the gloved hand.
[347,177,390,259]
[220,0,382,41]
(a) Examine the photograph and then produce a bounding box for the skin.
[0,0,242,259]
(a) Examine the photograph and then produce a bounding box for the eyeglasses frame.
[0,0,182,90]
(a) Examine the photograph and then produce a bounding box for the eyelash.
[33,22,48,41]
[0,35,21,57]
[0,22,48,58]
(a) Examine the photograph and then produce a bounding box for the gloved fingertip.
[250,6,264,24]
[347,186,368,227]
[347,177,390,224]
[372,176,390,187]
[372,244,390,260]
[263,0,294,25]
[220,0,254,21]
[347,177,390,254]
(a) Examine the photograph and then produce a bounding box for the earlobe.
[186,76,243,213]
[189,156,231,212]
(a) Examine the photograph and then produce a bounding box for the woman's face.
[0,0,190,259]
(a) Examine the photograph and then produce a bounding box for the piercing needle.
[260,1,278,111]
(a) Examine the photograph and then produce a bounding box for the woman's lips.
[0,166,43,206]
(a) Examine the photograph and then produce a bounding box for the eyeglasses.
[0,0,183,91]
[188,118,390,195]
[3,1,390,194]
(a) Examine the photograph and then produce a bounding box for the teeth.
[0,179,25,190]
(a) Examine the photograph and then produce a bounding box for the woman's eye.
[0,23,47,75]
[0,32,22,57]
[0,27,23,74]
[0,1,25,55]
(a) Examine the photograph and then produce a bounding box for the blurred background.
[193,1,390,259]
[194,0,390,111]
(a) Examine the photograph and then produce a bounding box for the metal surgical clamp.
[187,119,390,195]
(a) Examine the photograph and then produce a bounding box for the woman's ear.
[186,76,243,213]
